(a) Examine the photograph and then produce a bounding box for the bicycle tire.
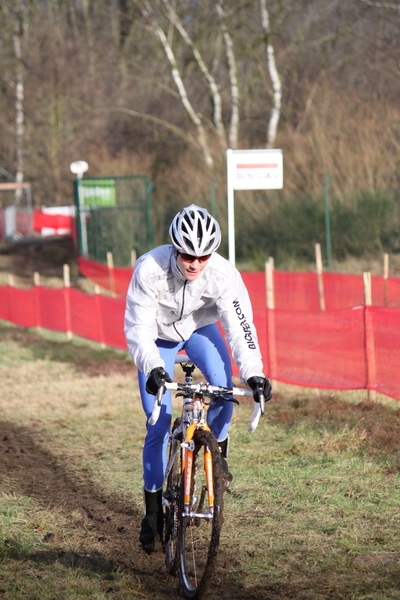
[177,428,224,599]
[163,417,182,575]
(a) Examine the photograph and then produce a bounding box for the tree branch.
[360,0,400,9]
[82,103,198,145]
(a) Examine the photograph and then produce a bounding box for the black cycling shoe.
[139,514,162,554]
[221,456,233,484]
[139,489,163,554]
[218,438,233,489]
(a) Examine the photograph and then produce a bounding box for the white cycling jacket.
[124,245,265,383]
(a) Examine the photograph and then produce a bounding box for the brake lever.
[220,393,240,405]
[257,388,265,417]
[148,385,165,426]
[248,388,266,433]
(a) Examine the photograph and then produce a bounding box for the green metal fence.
[74,175,153,266]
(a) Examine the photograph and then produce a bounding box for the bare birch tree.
[260,0,282,148]
[135,0,214,167]
[216,1,239,149]
[161,0,226,143]
[13,22,24,184]
[9,3,25,185]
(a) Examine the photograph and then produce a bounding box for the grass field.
[0,320,400,599]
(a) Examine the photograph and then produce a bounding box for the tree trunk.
[154,24,213,166]
[260,0,282,148]
[140,1,214,167]
[216,2,239,149]
[162,0,226,144]
[13,19,24,185]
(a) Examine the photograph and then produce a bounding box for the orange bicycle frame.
[182,421,215,513]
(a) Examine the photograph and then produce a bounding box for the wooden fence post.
[265,257,278,391]
[383,253,389,306]
[7,274,14,322]
[363,272,376,402]
[266,256,275,310]
[63,264,73,340]
[315,243,326,311]
[95,284,106,348]
[33,271,41,332]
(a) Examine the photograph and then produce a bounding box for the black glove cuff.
[247,376,272,402]
[146,367,171,395]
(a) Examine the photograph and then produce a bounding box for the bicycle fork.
[182,424,214,521]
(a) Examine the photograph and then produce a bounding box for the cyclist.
[124,204,272,554]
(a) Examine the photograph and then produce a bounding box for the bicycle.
[149,355,266,599]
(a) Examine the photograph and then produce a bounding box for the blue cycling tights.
[138,324,233,492]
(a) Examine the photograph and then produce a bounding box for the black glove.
[247,376,272,403]
[146,367,172,395]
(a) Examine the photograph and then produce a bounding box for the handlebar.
[148,381,266,432]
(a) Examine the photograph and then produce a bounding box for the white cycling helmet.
[169,204,221,256]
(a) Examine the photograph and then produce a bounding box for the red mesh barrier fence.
[35,287,68,332]
[384,277,400,307]
[367,307,400,399]
[267,307,367,390]
[1,280,400,401]
[274,270,321,311]
[0,286,36,327]
[0,286,10,322]
[113,267,133,296]
[322,272,365,309]
[78,257,133,297]
[77,257,400,310]
[0,284,127,350]
[97,294,127,349]
[69,288,103,344]
[275,271,400,310]
[228,308,269,380]
[240,272,266,310]
[77,258,113,292]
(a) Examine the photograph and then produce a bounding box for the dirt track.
[0,323,274,600]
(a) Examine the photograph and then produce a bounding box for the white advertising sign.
[226,148,283,265]
[227,149,283,190]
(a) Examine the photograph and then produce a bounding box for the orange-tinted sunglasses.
[179,252,211,263]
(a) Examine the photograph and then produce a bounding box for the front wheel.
[163,417,182,575]
[177,428,224,599]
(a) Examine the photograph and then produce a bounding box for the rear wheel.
[177,428,224,599]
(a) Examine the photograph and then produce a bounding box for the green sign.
[80,179,116,206]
